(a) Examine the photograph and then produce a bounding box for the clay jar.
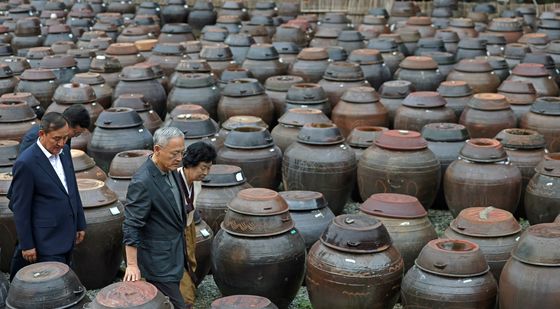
[336,30,365,54]
[444,138,522,217]
[217,115,268,146]
[211,188,306,309]
[113,94,163,135]
[401,239,498,308]
[15,68,58,109]
[499,223,560,309]
[71,149,107,182]
[216,126,281,190]
[318,62,368,108]
[188,0,217,35]
[242,43,287,84]
[147,43,187,77]
[368,38,405,76]
[331,87,388,137]
[306,214,404,309]
[347,126,388,161]
[167,113,220,149]
[199,43,235,78]
[105,150,153,204]
[105,43,145,68]
[158,23,195,44]
[289,47,330,83]
[521,97,560,152]
[379,80,415,126]
[272,42,300,67]
[225,33,255,64]
[88,108,154,172]
[447,60,501,95]
[211,295,278,309]
[39,54,79,84]
[194,211,214,285]
[0,99,38,142]
[360,193,437,272]
[218,78,274,126]
[0,64,17,97]
[265,75,304,120]
[71,73,112,110]
[498,80,537,126]
[283,123,357,215]
[437,80,473,118]
[0,172,15,272]
[114,63,168,120]
[284,83,331,117]
[394,91,457,132]
[347,49,392,90]
[507,63,559,97]
[280,190,335,251]
[455,38,488,61]
[167,73,221,120]
[447,18,478,39]
[89,55,123,89]
[357,130,441,209]
[46,82,103,131]
[459,93,516,138]
[524,154,560,224]
[444,207,522,281]
[487,18,523,43]
[395,56,444,91]
[271,108,330,153]
[88,281,172,309]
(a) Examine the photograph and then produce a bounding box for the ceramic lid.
[0,100,37,123]
[0,140,18,167]
[322,62,364,81]
[478,32,507,45]
[337,30,364,42]
[360,193,427,218]
[175,73,215,88]
[227,188,290,216]
[422,123,469,142]
[512,63,550,77]
[106,43,139,55]
[277,108,330,127]
[313,28,339,39]
[467,93,510,111]
[320,214,392,253]
[511,223,560,266]
[80,31,108,42]
[95,107,143,129]
[497,80,537,95]
[200,44,233,61]
[347,126,387,148]
[535,153,560,177]
[450,206,521,237]
[402,91,447,108]
[379,80,414,99]
[265,75,304,92]
[415,239,490,277]
[77,178,118,208]
[0,92,40,108]
[40,54,76,69]
[246,43,279,60]
[221,115,268,131]
[108,150,153,179]
[272,42,300,55]
[119,63,157,81]
[26,47,54,60]
[120,26,150,37]
[495,128,546,150]
[222,78,264,97]
[170,104,209,119]
[0,171,13,193]
[169,113,218,138]
[47,23,71,34]
[211,295,277,309]
[426,52,456,65]
[152,42,185,55]
[53,82,97,104]
[348,49,383,65]
[435,29,460,43]
[399,56,438,70]
[459,138,508,162]
[297,47,329,60]
[113,94,151,112]
[367,38,398,52]
[71,72,105,86]
[175,59,212,73]
[220,67,252,83]
[280,190,328,211]
[530,97,560,115]
[19,68,56,81]
[437,80,473,98]
[488,17,523,32]
[161,23,192,34]
[374,130,428,150]
[201,164,247,187]
[418,38,444,49]
[505,43,530,60]
[224,126,274,149]
[522,53,556,69]
[454,59,493,73]
[340,87,380,104]
[182,41,203,54]
[285,83,328,104]
[326,46,346,62]
[449,18,475,28]
[89,55,122,73]
[224,33,255,47]
[297,122,345,145]
[94,281,162,308]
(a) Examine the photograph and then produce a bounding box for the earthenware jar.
[26,47,54,68]
[284,83,331,119]
[271,108,330,153]
[158,23,195,44]
[218,78,274,126]
[39,54,78,84]
[167,73,221,120]
[394,92,457,132]
[367,38,405,75]
[70,72,112,109]
[347,49,392,90]
[0,64,17,97]
[436,80,473,118]
[211,295,278,309]
[46,82,103,131]
[498,80,537,126]
[265,75,304,120]
[225,33,255,64]
[105,150,152,203]
[88,55,122,89]
[15,68,57,109]
[435,29,460,53]
[147,43,187,77]
[395,56,444,91]
[188,0,217,36]
[331,87,388,137]
[448,18,478,39]
[272,42,300,67]
[487,18,523,43]
[460,93,517,138]
[347,126,387,162]
[504,43,530,69]
[242,43,287,84]
[318,62,368,108]
[447,60,501,95]
[166,113,220,148]
[521,97,560,152]
[507,63,559,97]
[113,93,163,134]
[378,80,415,126]
[288,47,330,83]
[524,154,560,224]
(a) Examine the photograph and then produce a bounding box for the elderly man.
[123,127,190,309]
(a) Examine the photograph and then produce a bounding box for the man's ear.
[38,129,46,138]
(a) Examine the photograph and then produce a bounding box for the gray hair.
[153,127,184,147]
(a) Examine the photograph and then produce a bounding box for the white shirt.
[179,168,195,226]
[37,139,68,193]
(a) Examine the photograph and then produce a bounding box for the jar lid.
[170,104,208,119]
[418,38,444,49]
[77,178,118,208]
[182,41,203,54]
[170,113,218,138]
[426,52,456,65]
[450,207,521,237]
[297,47,329,60]
[437,80,473,98]
[89,55,122,73]
[409,17,433,26]
[415,239,490,277]
[511,223,560,266]
[71,72,105,86]
[222,115,268,131]
[297,122,345,145]
[40,54,76,69]
[80,31,108,42]
[459,138,508,162]
[108,150,153,179]
[200,43,234,61]
[399,56,438,70]
[367,38,398,52]
[348,49,384,65]
[0,140,18,167]
[379,80,414,99]
[362,15,388,25]
[277,108,330,127]
[95,107,143,129]
[522,53,556,69]
[497,80,536,95]
[113,93,151,112]
[457,37,487,50]
[504,43,530,60]
[246,43,279,60]
[201,164,247,187]
[535,153,560,177]
[475,56,509,70]
[285,83,328,104]
[530,96,560,115]
[360,193,427,218]
[211,295,277,309]
[227,188,289,216]
[265,75,304,92]
[467,93,510,110]
[152,43,185,55]
[322,62,364,81]
[220,67,252,84]
[175,73,215,88]
[495,128,546,149]
[106,43,139,55]
[161,23,192,34]
[320,214,392,253]
[422,123,469,142]
[340,86,380,104]
[435,29,460,43]
[224,126,274,149]
[512,63,549,77]
[19,68,56,81]
[346,126,387,148]
[449,18,475,28]
[121,26,150,37]
[337,30,364,42]
[26,47,54,60]
[402,91,447,108]
[119,63,157,81]
[280,190,328,211]
[94,281,162,308]
[224,33,255,47]
[454,59,493,73]
[374,130,428,150]
[222,78,264,97]
[47,23,71,34]
[326,46,347,62]
[519,33,549,45]
[0,92,40,109]
[488,17,523,32]
[53,82,97,104]
[478,32,507,45]
[175,59,212,73]
[272,42,300,55]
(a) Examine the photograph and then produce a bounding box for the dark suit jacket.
[123,158,187,282]
[8,143,86,256]
[19,124,72,155]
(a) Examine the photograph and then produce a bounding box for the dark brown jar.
[284,83,331,117]
[0,172,15,272]
[200,27,229,46]
[241,43,287,84]
[218,78,274,126]
[188,0,217,36]
[117,26,154,44]
[524,154,560,224]
[460,93,517,138]
[499,223,560,309]
[106,150,153,204]
[401,239,498,308]
[2,56,31,77]
[389,1,420,25]
[26,47,54,68]
[218,67,253,90]
[0,140,18,173]
[216,115,268,144]
[265,75,304,120]
[147,43,187,77]
[395,56,444,92]
[379,80,415,127]
[113,94,163,135]
[358,15,390,39]
[367,38,405,76]
[46,82,104,131]
[158,23,195,44]
[71,149,107,182]
[88,281,172,308]
[167,73,221,120]
[444,138,522,217]
[394,91,457,132]
[448,17,478,39]
[71,72,113,110]
[331,86,388,137]
[347,49,392,90]
[336,30,365,54]
[211,295,278,309]
[498,80,537,126]
[358,130,441,209]
[73,179,123,289]
[360,193,437,272]
[504,43,530,69]
[271,108,330,153]
[88,108,154,172]
[318,62,368,108]
[455,37,488,61]
[521,97,560,152]
[0,64,17,97]
[199,43,236,78]
[89,55,123,89]
[170,59,212,85]
[15,68,58,109]
[0,99,37,142]
[105,43,145,68]
[39,54,79,85]
[283,123,357,215]
[307,214,403,309]
[225,33,255,65]
[447,59,501,94]
[487,18,523,43]
[11,17,43,56]
[476,55,510,82]
[280,191,335,251]
[444,207,522,281]
[507,63,559,97]
[272,24,308,49]
[437,80,473,118]
[288,47,330,83]
[161,0,189,24]
[435,29,460,53]
[212,188,306,309]
[167,113,220,149]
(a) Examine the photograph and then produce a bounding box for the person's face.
[186,161,212,182]
[38,124,70,155]
[154,137,185,172]
[69,125,86,138]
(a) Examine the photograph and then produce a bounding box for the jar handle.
[347,241,360,247]
[433,262,447,269]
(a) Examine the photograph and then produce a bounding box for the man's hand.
[123,265,141,282]
[75,230,85,245]
[22,248,37,263]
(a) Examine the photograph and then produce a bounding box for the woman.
[178,141,217,307]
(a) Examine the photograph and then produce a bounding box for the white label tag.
[235,172,243,182]
[200,229,210,237]
[110,207,120,215]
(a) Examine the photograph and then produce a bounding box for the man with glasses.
[8,112,87,279]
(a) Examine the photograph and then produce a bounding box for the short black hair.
[40,112,68,133]
[63,104,91,129]
[182,141,217,168]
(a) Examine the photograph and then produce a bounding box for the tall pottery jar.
[379,80,415,126]
[167,73,221,120]
[105,150,152,204]
[318,62,368,107]
[264,75,304,120]
[394,91,457,132]
[271,108,330,153]
[447,59,501,94]
[521,96,560,152]
[15,68,57,110]
[395,56,444,91]
[288,47,330,83]
[0,172,15,272]
[218,78,274,126]
[524,154,560,224]
[460,93,516,138]
[331,87,388,137]
[0,99,37,142]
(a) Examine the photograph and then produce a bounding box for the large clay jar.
[167,73,221,120]
[38,54,78,84]
[306,214,404,309]
[166,113,220,149]
[447,59,501,94]
[148,43,187,77]
[211,295,278,309]
[499,223,560,309]
[89,55,122,89]
[87,281,173,309]
[283,123,356,215]
[0,140,18,173]
[368,38,405,76]
[0,64,17,97]
[360,193,437,272]
[455,38,488,61]
[199,43,235,79]
[88,108,153,172]
[379,80,415,126]
[217,126,281,190]
[225,33,255,65]
[217,115,268,145]
[347,49,392,91]
[401,239,498,308]
[273,42,300,67]
[289,47,330,83]
[284,83,331,117]
[271,108,330,153]
[444,207,522,281]
[105,43,144,68]
[447,18,478,39]
[15,68,57,109]
[265,75,304,120]
[0,99,38,142]
[437,80,473,119]
[212,188,306,309]
[0,172,15,272]
[46,82,104,131]
[11,17,43,56]
[73,179,123,289]
[395,56,444,91]
[318,62,368,108]
[498,80,537,126]
[521,97,560,152]
[158,23,194,44]
[357,130,441,209]
[242,43,287,84]
[487,18,524,43]
[193,210,214,285]
[507,63,559,97]
[161,0,189,24]
[188,0,217,36]
[113,94,163,135]
[347,126,387,162]
[218,78,274,126]
[71,73,113,110]
[331,87,388,137]
[105,149,152,204]
[394,91,457,132]
[71,149,107,181]
[197,164,252,232]
[525,154,560,224]
[114,63,168,120]
[460,93,516,138]
[444,138,522,217]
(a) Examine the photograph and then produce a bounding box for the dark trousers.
[148,280,190,309]
[9,246,72,281]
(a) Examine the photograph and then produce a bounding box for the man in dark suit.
[8,112,87,279]
[123,126,190,309]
